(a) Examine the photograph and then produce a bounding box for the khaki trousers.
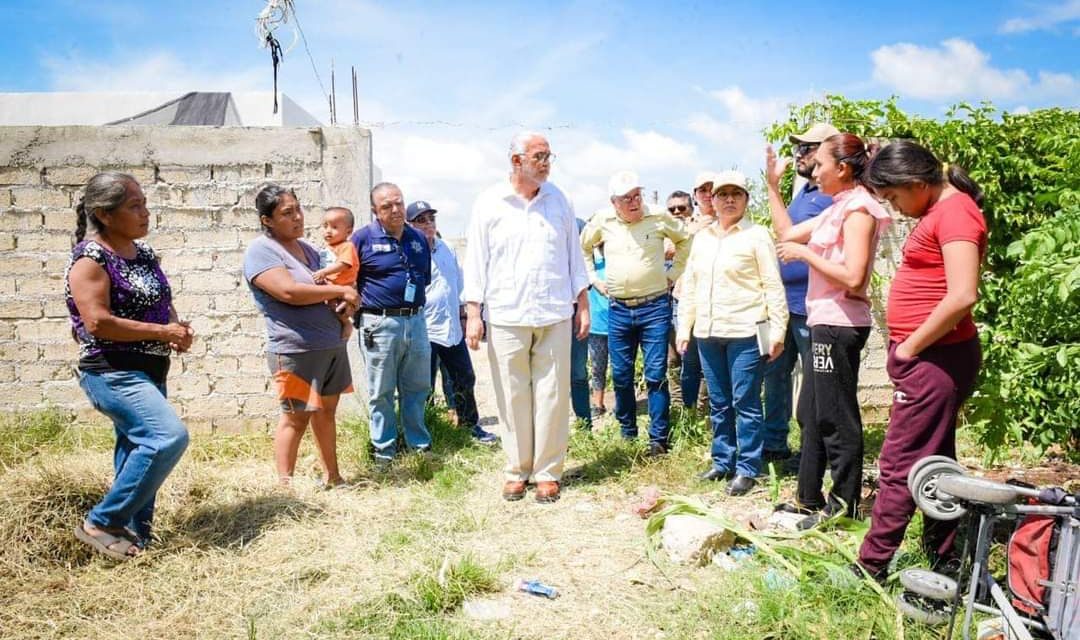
[486,319,571,482]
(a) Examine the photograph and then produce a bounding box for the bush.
[968,206,1080,457]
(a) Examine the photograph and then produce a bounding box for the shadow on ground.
[169,493,324,550]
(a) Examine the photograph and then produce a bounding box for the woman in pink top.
[770,133,891,528]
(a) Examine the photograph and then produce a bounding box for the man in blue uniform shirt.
[352,182,433,465]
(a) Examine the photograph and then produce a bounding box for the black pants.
[796,324,870,517]
[429,338,480,428]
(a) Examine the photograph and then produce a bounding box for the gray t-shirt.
[243,235,344,353]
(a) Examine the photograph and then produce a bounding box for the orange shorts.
[267,345,353,412]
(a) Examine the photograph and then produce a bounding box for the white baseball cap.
[608,170,642,198]
[789,122,840,144]
[711,170,749,194]
[693,171,717,191]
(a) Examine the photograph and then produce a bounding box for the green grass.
[644,495,948,639]
[0,407,113,467]
[319,555,500,639]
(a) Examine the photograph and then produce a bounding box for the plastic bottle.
[515,578,559,599]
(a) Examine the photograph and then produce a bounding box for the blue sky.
[3,0,1078,235]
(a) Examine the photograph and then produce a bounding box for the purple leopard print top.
[64,240,173,359]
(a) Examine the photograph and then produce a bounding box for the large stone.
[659,514,736,566]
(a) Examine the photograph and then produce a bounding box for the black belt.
[611,291,668,308]
[361,306,422,317]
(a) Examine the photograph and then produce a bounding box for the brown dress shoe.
[502,480,526,501]
[535,481,561,503]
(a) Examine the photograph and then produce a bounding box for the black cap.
[406,200,437,222]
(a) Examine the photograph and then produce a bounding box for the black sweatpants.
[796,324,870,517]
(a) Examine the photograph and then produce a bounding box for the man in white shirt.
[407,200,498,445]
[463,132,590,503]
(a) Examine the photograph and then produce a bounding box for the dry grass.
[1,405,1048,639]
[0,407,748,640]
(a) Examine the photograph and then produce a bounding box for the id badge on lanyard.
[403,279,416,303]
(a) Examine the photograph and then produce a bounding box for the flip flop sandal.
[74,520,139,561]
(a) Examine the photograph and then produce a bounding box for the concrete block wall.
[0,125,372,432]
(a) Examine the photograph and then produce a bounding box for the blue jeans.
[360,312,432,458]
[430,337,479,428]
[78,369,189,542]
[682,334,704,406]
[609,295,671,444]
[698,336,765,477]
[761,313,811,454]
[673,299,703,406]
[570,323,591,425]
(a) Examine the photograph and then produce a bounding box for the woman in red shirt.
[855,140,987,581]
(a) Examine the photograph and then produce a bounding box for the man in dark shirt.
[352,182,433,464]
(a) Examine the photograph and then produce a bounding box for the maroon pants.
[858,337,981,574]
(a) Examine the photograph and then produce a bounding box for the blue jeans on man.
[761,313,811,457]
[360,312,432,459]
[672,299,703,407]
[78,369,189,543]
[570,321,592,428]
[698,336,765,478]
[609,295,671,445]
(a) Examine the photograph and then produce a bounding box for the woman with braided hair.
[65,172,193,561]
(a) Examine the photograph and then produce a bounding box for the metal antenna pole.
[352,66,359,125]
[330,58,337,125]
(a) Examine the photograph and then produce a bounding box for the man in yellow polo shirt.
[581,171,691,456]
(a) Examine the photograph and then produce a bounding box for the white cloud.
[871,38,1079,102]
[553,128,700,216]
[560,129,698,179]
[705,86,789,126]
[1000,0,1080,33]
[369,129,507,237]
[43,51,265,93]
[682,85,796,175]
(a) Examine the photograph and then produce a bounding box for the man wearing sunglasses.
[407,200,498,447]
[663,190,693,408]
[581,171,691,457]
[761,122,838,467]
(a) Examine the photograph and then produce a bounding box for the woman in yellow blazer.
[676,170,788,496]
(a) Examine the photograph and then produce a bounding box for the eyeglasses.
[667,205,690,214]
[412,214,436,225]
[614,192,643,204]
[524,152,556,164]
[795,143,819,158]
